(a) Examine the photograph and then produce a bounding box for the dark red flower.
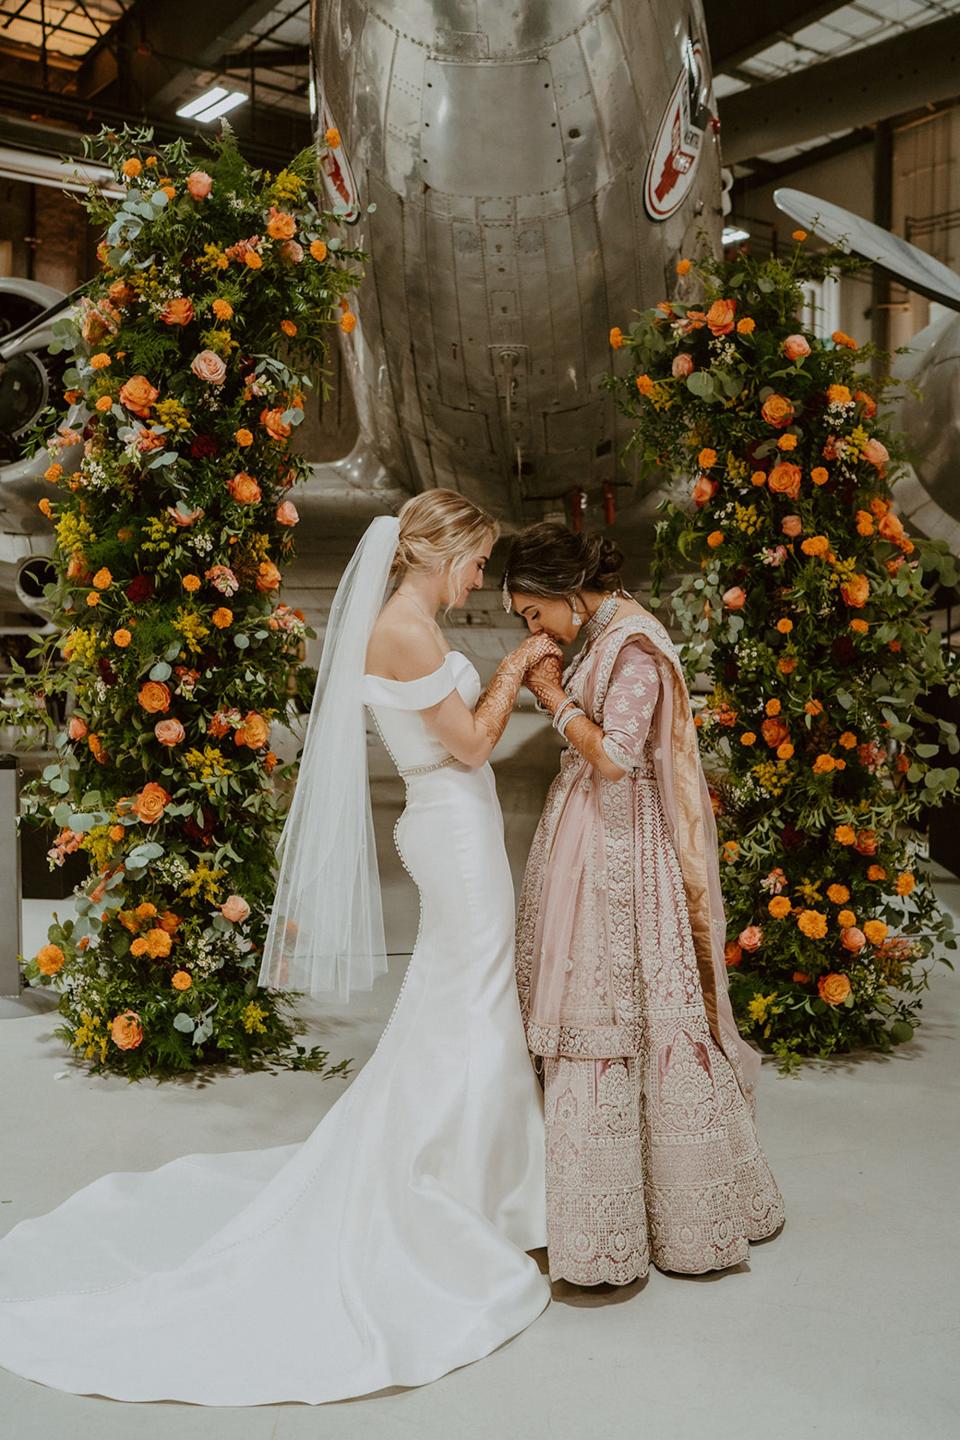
[190,434,220,459]
[125,574,154,602]
[96,657,117,685]
[831,636,855,666]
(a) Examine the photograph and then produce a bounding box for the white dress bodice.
[362,650,481,773]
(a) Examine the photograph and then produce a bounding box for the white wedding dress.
[0,648,550,1404]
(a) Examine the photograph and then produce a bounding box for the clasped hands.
[508,634,566,717]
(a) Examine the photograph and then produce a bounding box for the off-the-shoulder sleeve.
[600,640,661,771]
[362,652,460,711]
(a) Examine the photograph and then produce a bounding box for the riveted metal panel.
[420,58,564,197]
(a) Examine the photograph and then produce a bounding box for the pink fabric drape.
[525,612,762,1108]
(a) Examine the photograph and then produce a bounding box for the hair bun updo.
[502,522,625,600]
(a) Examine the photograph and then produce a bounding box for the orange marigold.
[895,872,916,896]
[863,919,889,945]
[827,884,850,905]
[835,825,857,846]
[797,909,828,939]
[768,895,792,920]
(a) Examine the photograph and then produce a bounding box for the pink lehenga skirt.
[517,755,785,1286]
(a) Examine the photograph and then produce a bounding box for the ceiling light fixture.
[176,86,229,119]
[722,225,750,245]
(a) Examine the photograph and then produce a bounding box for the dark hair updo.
[502,522,625,600]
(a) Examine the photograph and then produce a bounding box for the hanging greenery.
[607,237,959,1071]
[14,124,363,1080]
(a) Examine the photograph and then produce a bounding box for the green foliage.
[608,240,960,1069]
[18,125,367,1080]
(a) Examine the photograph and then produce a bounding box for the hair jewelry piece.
[501,574,513,613]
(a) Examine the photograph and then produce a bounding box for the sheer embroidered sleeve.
[600,641,661,771]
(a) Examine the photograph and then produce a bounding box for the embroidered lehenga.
[516,611,785,1285]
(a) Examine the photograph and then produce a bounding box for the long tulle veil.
[257,514,400,999]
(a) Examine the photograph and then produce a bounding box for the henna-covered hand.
[523,653,564,712]
[474,634,563,746]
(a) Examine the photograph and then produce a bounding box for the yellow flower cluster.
[198,243,229,273]
[180,856,227,903]
[172,606,210,654]
[726,456,749,481]
[747,991,778,1023]
[154,398,191,433]
[241,1001,269,1035]
[183,744,233,782]
[72,1010,108,1063]
[127,263,164,301]
[269,168,306,204]
[61,627,101,666]
[141,515,177,554]
[55,511,95,556]
[81,824,118,870]
[796,879,823,904]
[751,758,792,795]
[733,502,761,535]
[200,327,238,357]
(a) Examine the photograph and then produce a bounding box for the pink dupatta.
[524,612,761,1109]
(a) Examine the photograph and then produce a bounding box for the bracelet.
[556,705,585,739]
[552,696,577,731]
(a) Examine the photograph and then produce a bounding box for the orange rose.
[705,298,736,336]
[691,474,717,508]
[724,941,743,967]
[256,561,281,592]
[761,717,789,748]
[260,406,292,442]
[138,681,171,714]
[36,943,66,976]
[841,574,870,608]
[878,511,905,544]
[110,1010,144,1050]
[768,462,802,499]
[133,781,172,824]
[119,375,159,417]
[227,471,262,504]
[818,973,851,1005]
[855,829,878,855]
[235,711,269,749]
[161,296,194,326]
[722,586,746,610]
[761,394,795,428]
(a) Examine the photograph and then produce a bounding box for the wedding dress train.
[0,649,550,1404]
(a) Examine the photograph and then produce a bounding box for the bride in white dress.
[0,491,562,1405]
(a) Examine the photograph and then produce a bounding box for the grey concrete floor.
[1,711,958,1439]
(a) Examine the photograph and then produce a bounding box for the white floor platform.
[1,714,958,1439]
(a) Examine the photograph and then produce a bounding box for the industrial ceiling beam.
[716,13,960,164]
[703,1,853,73]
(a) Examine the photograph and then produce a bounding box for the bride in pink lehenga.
[502,523,785,1287]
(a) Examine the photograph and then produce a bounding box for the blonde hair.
[390,489,499,611]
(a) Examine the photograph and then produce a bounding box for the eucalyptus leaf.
[233,633,250,649]
[149,662,172,682]
[173,1012,196,1033]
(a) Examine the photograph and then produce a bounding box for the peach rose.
[761,394,795,428]
[235,711,269,749]
[255,561,281,592]
[691,474,717,508]
[878,511,906,544]
[221,894,251,923]
[855,829,878,856]
[138,680,171,714]
[861,438,889,468]
[768,462,802,499]
[119,375,159,417]
[722,586,746,610]
[68,715,89,741]
[738,925,763,952]
[133,781,172,825]
[154,717,185,747]
[818,973,851,1006]
[186,170,213,200]
[276,499,299,526]
[782,334,811,361]
[781,514,803,538]
[110,1010,144,1050]
[841,574,870,608]
[672,353,694,378]
[191,350,226,385]
[279,240,304,265]
[161,296,194,326]
[706,298,736,336]
[36,943,66,976]
[841,927,866,953]
[227,471,262,504]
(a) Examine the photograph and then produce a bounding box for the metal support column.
[0,755,22,996]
